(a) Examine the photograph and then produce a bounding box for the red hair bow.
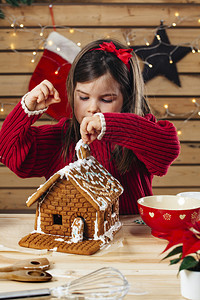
[94,41,133,66]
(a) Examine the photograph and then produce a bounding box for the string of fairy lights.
[1,8,200,136]
[162,100,200,136]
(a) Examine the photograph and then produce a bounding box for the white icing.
[106,196,112,203]
[75,139,88,150]
[99,221,122,248]
[94,212,99,239]
[26,192,37,204]
[55,237,73,245]
[104,220,108,232]
[55,238,65,242]
[50,247,58,252]
[71,232,82,243]
[104,221,121,241]
[111,212,116,218]
[36,205,44,233]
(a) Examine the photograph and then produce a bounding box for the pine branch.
[0,8,4,19]
[0,0,33,19]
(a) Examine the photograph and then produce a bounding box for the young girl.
[0,39,180,214]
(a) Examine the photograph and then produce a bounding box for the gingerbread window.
[53,214,62,225]
[112,204,115,214]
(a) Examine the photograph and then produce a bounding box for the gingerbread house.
[19,140,124,255]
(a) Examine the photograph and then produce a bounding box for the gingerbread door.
[71,217,84,242]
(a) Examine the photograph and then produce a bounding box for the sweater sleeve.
[0,101,65,178]
[101,112,180,176]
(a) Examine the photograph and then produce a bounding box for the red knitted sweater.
[0,101,180,214]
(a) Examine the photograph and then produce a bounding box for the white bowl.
[177,192,200,200]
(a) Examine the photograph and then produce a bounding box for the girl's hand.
[80,115,102,144]
[24,80,61,111]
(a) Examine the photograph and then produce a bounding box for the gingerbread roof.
[26,140,124,211]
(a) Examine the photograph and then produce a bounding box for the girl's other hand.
[24,80,61,111]
[80,115,102,144]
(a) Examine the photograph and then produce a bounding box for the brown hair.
[62,39,151,173]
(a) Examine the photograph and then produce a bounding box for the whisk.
[0,267,130,300]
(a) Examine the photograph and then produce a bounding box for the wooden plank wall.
[0,0,200,212]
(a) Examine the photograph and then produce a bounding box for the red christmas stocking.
[29,32,81,120]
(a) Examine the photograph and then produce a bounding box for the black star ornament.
[131,22,192,86]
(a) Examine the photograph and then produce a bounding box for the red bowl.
[137,195,200,237]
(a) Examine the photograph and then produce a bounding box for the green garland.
[0,0,33,19]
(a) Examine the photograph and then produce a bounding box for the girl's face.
[74,72,123,124]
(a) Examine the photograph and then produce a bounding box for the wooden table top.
[0,214,184,299]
